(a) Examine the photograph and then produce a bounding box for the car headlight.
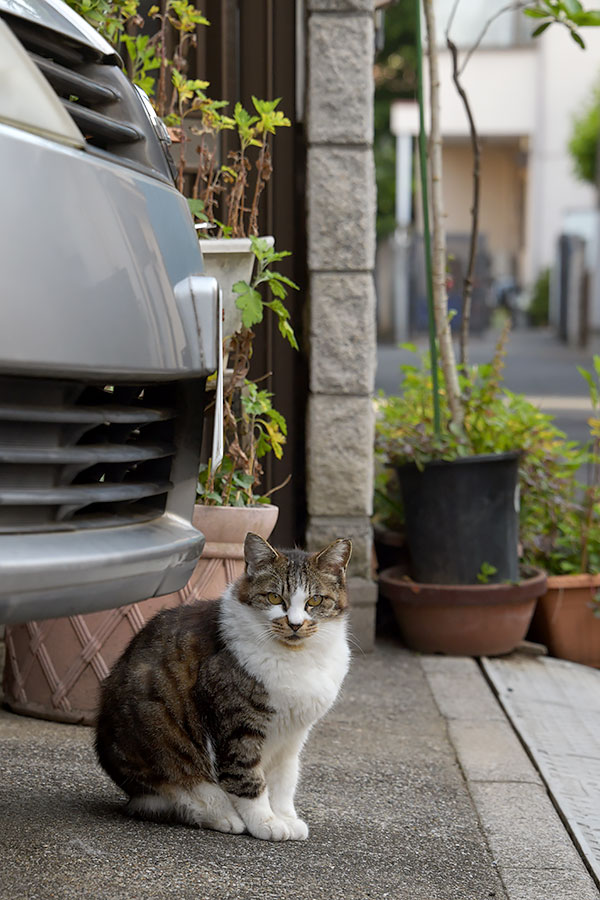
[0,17,84,148]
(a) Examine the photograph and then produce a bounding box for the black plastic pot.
[395,452,520,586]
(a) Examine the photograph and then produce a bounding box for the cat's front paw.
[248,815,291,842]
[282,816,309,841]
[206,810,246,835]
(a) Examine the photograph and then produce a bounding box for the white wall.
[391,49,537,137]
[436,48,537,138]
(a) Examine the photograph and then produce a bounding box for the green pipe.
[415,0,441,437]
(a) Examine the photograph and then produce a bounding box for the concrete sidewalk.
[1,641,598,900]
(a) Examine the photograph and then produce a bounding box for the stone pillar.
[305,0,378,650]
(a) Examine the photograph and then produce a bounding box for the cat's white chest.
[265,638,349,728]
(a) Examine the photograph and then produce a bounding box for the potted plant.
[375,328,547,655]
[3,0,298,724]
[372,1,600,655]
[521,358,600,667]
[372,2,538,655]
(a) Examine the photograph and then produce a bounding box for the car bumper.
[0,514,204,623]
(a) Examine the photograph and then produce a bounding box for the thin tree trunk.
[422,0,462,424]
[447,37,480,369]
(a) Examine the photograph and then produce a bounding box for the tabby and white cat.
[95,532,352,842]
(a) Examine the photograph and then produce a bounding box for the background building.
[383,0,600,342]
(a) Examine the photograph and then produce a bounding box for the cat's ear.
[244,532,280,576]
[314,539,352,576]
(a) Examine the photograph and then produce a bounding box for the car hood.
[0,0,116,60]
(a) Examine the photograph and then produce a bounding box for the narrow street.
[376,326,600,444]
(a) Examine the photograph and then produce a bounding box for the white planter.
[199,236,274,340]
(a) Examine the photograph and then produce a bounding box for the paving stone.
[0,645,508,900]
[470,782,586,871]
[483,654,600,886]
[499,867,600,900]
[447,719,542,785]
[421,656,507,722]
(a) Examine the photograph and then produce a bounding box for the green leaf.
[262,277,286,299]
[532,21,552,36]
[562,0,583,14]
[523,7,551,17]
[571,29,586,48]
[268,407,287,435]
[278,318,299,350]
[578,365,598,406]
[187,197,207,220]
[264,298,289,320]
[266,271,299,291]
[571,10,600,24]
[234,282,263,328]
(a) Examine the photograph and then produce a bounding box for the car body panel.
[0,123,218,380]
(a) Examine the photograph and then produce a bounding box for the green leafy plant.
[523,0,600,48]
[415,0,600,437]
[373,464,404,533]
[197,381,288,507]
[521,357,600,574]
[375,341,600,576]
[232,238,299,349]
[374,326,537,470]
[477,562,498,584]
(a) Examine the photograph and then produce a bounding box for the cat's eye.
[306,595,323,607]
[267,593,283,605]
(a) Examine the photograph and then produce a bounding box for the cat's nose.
[288,621,302,632]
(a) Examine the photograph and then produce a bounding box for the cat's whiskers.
[345,631,366,657]
[255,627,276,648]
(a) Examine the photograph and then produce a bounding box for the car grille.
[4,12,175,181]
[0,376,178,533]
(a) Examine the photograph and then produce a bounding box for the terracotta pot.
[378,565,547,657]
[529,573,600,668]
[3,504,278,725]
